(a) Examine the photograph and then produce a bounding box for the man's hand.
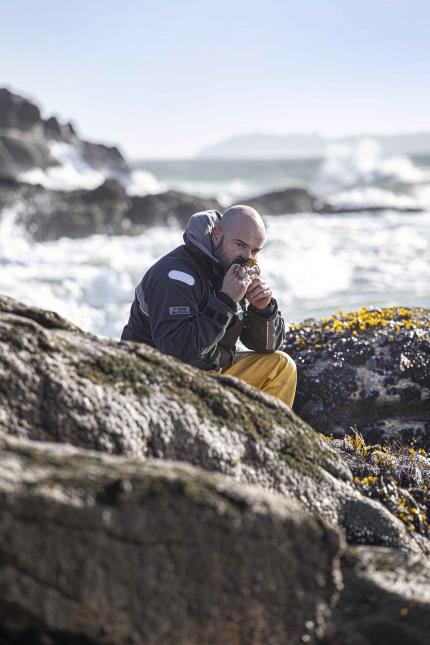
[245,276,272,310]
[220,264,253,303]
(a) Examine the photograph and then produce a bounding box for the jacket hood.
[183,209,222,264]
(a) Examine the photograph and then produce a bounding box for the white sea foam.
[19,142,107,191]
[327,187,419,210]
[317,139,429,194]
[138,177,255,205]
[126,169,167,195]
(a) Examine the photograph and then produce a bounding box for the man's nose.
[241,248,252,260]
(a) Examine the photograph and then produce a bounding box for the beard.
[213,235,242,272]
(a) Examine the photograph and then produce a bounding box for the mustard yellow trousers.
[220,351,297,409]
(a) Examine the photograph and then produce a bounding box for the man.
[121,205,297,408]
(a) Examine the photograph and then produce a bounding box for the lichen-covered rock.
[0,432,342,645]
[325,545,430,644]
[1,293,428,553]
[283,306,430,448]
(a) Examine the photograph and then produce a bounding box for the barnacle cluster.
[233,258,260,278]
[326,432,430,535]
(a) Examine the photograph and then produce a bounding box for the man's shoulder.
[145,245,208,287]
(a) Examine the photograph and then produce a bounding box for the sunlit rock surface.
[1,294,430,643]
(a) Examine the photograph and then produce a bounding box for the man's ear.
[211,226,222,246]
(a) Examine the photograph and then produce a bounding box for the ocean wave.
[18,142,108,191]
[316,139,430,193]
[126,169,167,195]
[327,187,420,210]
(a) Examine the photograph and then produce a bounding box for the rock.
[0,133,56,178]
[128,189,223,228]
[0,87,41,131]
[44,115,76,142]
[0,87,129,179]
[242,186,422,216]
[0,432,342,645]
[325,545,430,644]
[1,293,428,554]
[81,140,129,174]
[283,306,430,448]
[26,179,132,241]
[244,187,328,215]
[329,436,430,538]
[0,177,222,240]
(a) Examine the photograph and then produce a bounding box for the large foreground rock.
[0,293,428,554]
[0,432,342,644]
[325,546,430,644]
[283,306,430,448]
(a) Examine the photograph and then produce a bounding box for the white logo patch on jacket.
[168,270,195,286]
[169,306,191,316]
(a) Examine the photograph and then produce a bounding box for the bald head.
[220,205,265,236]
[211,204,266,271]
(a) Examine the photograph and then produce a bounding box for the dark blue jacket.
[121,210,285,370]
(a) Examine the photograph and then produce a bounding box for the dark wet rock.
[0,134,54,177]
[128,189,222,228]
[244,187,328,214]
[43,115,76,142]
[0,87,41,131]
[1,293,429,555]
[242,186,422,216]
[0,432,342,645]
[80,140,129,174]
[0,177,222,240]
[22,179,132,241]
[0,87,129,179]
[325,545,430,644]
[283,306,430,448]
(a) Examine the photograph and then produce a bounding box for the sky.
[1,0,430,158]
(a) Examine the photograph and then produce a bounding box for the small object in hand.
[233,258,260,278]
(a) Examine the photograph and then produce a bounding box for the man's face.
[212,220,266,272]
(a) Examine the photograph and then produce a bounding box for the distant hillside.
[196,133,325,159]
[197,132,430,159]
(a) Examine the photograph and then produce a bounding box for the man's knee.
[273,351,297,377]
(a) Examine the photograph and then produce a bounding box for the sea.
[0,138,429,338]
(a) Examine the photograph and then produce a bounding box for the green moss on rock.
[77,352,159,395]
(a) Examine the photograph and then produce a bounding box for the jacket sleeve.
[240,299,285,353]
[144,263,237,368]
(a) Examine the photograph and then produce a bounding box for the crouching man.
[121,205,297,408]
